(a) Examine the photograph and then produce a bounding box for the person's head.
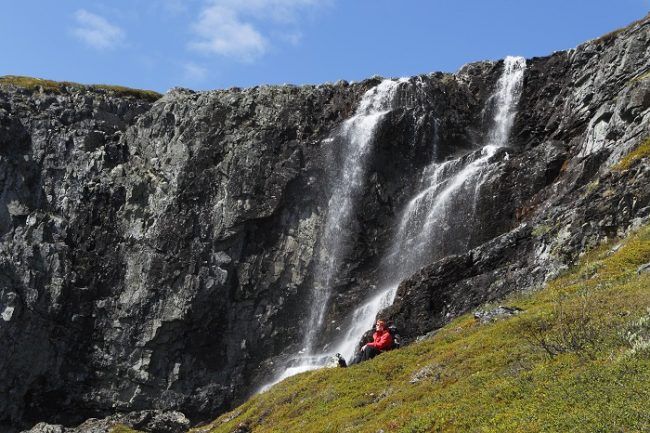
[375,320,386,331]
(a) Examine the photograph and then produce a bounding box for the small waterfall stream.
[262,56,526,389]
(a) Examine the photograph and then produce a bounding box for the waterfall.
[334,56,527,363]
[486,56,527,147]
[261,56,526,389]
[259,78,404,391]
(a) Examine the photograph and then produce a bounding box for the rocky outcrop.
[1,13,649,433]
[22,410,189,433]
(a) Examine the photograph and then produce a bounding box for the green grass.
[0,75,161,102]
[531,224,552,237]
[197,225,650,433]
[614,137,650,171]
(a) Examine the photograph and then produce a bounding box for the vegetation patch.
[0,75,161,102]
[109,425,143,433]
[629,69,650,84]
[531,224,552,237]
[595,15,647,46]
[625,308,650,356]
[197,224,650,433]
[613,137,650,171]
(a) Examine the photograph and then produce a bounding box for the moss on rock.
[0,75,162,102]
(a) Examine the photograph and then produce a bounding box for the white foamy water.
[304,79,403,354]
[331,284,399,362]
[258,354,333,393]
[486,56,527,147]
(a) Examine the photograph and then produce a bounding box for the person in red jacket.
[349,319,394,365]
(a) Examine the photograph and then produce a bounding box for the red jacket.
[366,329,393,351]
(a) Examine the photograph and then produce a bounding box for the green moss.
[196,224,650,433]
[614,137,650,171]
[531,224,552,237]
[0,75,161,102]
[91,84,162,102]
[109,425,143,433]
[585,179,599,194]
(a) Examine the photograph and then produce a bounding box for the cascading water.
[262,56,526,388]
[485,56,527,148]
[259,78,405,390]
[333,56,527,362]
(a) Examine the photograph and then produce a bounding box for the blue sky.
[1,1,648,92]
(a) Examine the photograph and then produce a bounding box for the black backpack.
[387,325,402,350]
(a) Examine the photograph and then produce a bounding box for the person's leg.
[350,346,382,365]
[362,346,380,361]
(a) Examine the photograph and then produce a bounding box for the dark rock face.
[0,82,368,430]
[1,14,649,433]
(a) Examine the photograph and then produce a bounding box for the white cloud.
[189,5,268,61]
[188,0,327,61]
[217,0,321,22]
[72,9,125,50]
[183,62,209,81]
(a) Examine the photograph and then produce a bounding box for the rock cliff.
[1,14,649,433]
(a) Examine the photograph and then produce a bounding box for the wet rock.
[20,411,190,433]
[21,423,64,433]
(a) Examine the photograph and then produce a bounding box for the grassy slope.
[197,225,650,433]
[0,75,162,102]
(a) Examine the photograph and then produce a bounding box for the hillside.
[195,223,650,433]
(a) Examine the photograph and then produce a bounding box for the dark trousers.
[349,345,381,365]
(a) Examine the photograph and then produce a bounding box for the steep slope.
[1,13,649,432]
[192,224,650,433]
